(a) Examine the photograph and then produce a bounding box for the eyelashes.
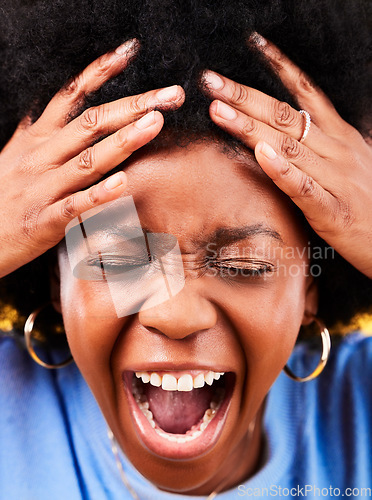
[206,259,276,284]
[78,253,276,284]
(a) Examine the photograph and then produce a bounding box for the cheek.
[58,259,125,387]
[59,274,138,421]
[211,273,307,403]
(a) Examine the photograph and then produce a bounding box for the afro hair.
[0,0,371,337]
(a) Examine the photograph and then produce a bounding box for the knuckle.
[241,117,256,136]
[77,147,95,171]
[63,76,80,97]
[297,72,316,95]
[273,101,297,128]
[273,48,286,65]
[79,107,100,134]
[114,128,129,149]
[281,136,303,160]
[61,195,78,220]
[140,94,152,112]
[230,84,249,106]
[95,53,114,78]
[88,186,99,205]
[128,95,143,115]
[279,161,293,179]
[298,175,316,198]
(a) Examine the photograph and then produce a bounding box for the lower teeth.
[132,378,225,443]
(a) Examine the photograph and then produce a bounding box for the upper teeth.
[135,370,224,391]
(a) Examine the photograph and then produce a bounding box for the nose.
[138,281,218,340]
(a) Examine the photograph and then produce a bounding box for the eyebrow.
[195,224,284,249]
[76,223,284,249]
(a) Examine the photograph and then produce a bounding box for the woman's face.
[57,141,317,495]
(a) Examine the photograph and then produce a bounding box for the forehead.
[124,142,266,199]
[120,142,304,249]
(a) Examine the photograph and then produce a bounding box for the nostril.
[138,294,218,340]
[141,325,203,341]
[147,326,214,341]
[141,326,169,338]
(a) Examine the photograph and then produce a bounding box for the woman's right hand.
[0,38,185,279]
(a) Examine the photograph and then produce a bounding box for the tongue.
[145,385,214,434]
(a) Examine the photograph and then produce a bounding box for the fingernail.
[135,110,157,130]
[215,101,238,120]
[259,142,277,160]
[156,85,180,101]
[250,32,267,47]
[203,71,224,90]
[115,38,138,56]
[104,172,125,190]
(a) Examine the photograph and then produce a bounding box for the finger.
[202,69,330,155]
[209,99,332,184]
[254,141,338,230]
[38,171,128,244]
[251,34,353,136]
[48,110,164,195]
[42,85,184,165]
[32,38,139,133]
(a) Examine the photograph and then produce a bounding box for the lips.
[122,369,235,459]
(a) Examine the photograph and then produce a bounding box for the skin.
[0,36,371,280]
[202,35,372,279]
[0,38,185,278]
[0,31,370,496]
[56,141,318,495]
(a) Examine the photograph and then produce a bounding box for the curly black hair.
[0,0,371,336]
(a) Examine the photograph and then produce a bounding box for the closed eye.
[206,258,276,284]
[73,253,153,280]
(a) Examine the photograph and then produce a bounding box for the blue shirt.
[0,332,371,499]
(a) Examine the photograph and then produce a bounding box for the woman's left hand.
[201,37,372,279]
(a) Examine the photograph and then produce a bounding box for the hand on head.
[0,38,185,279]
[201,35,372,279]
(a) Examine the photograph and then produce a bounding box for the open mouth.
[122,369,235,459]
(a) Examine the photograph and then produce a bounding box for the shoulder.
[274,332,372,485]
[325,331,372,385]
[0,334,36,382]
[292,330,372,384]
[0,335,85,498]
[0,334,59,414]
[279,331,372,436]
[302,331,372,438]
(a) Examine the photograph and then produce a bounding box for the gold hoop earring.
[283,316,331,382]
[24,303,73,369]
